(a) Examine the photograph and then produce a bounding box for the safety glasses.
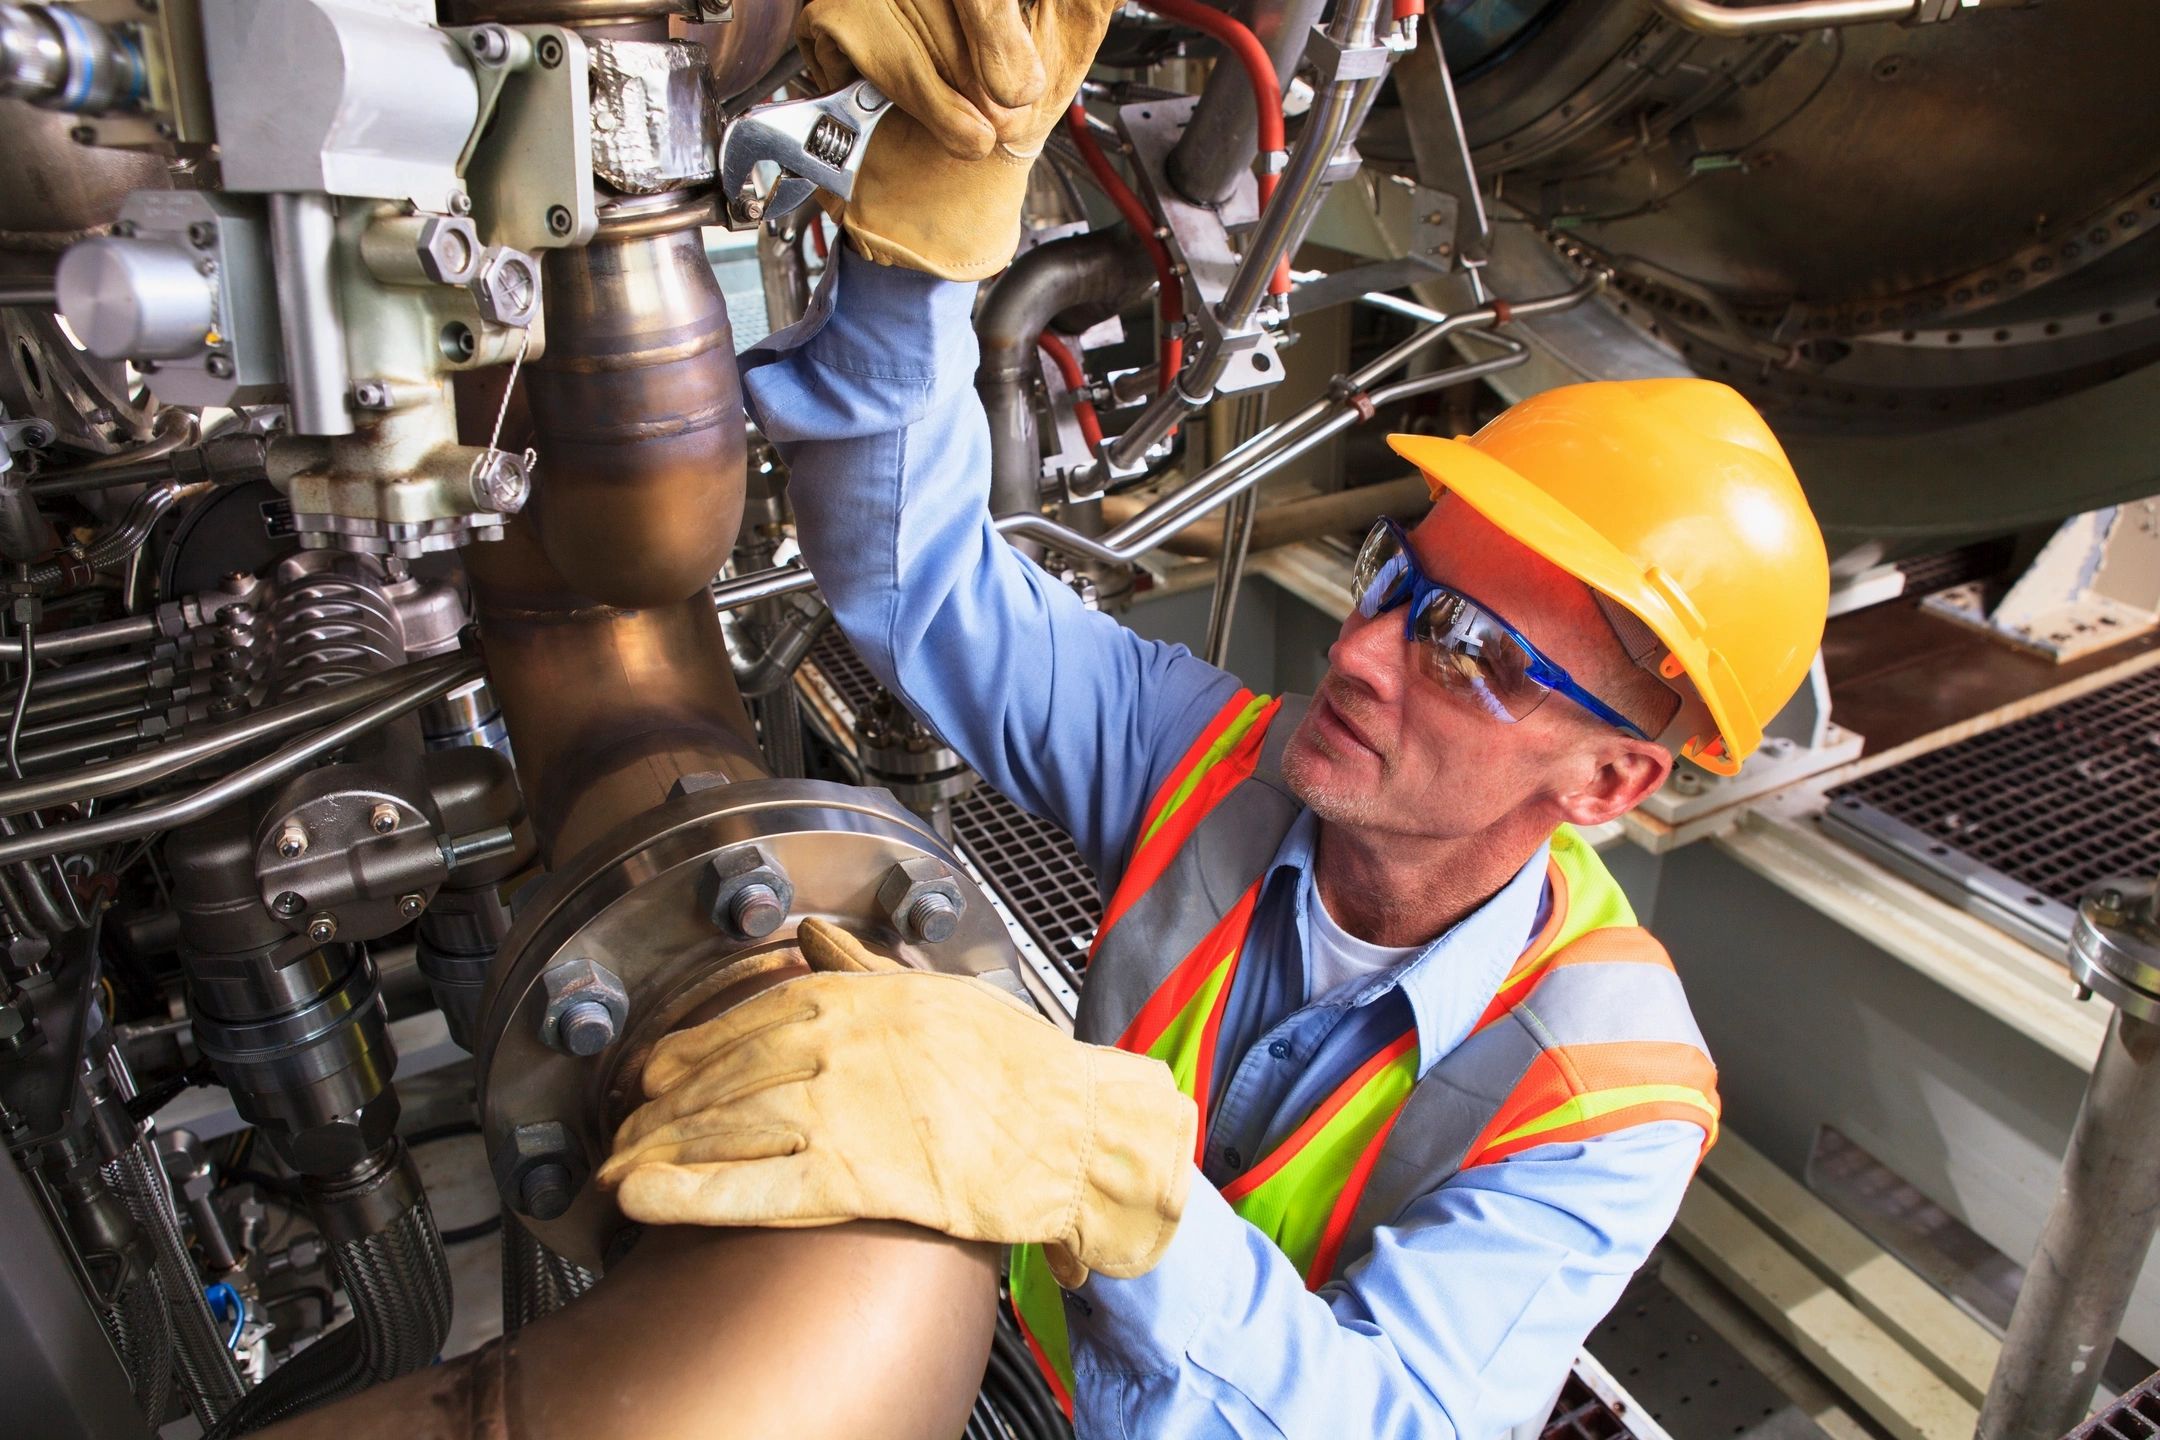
[1350,518,1651,740]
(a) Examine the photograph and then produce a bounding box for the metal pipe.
[267,193,354,437]
[1166,0,1331,206]
[708,280,1594,611]
[0,282,57,307]
[26,648,150,693]
[0,653,471,816]
[1645,0,1916,37]
[518,217,747,610]
[1980,880,2160,1440]
[254,1224,995,1440]
[0,468,58,562]
[1100,473,1430,556]
[1203,488,1258,666]
[0,610,158,661]
[1106,0,1390,471]
[106,1136,248,1423]
[0,658,481,865]
[976,230,1156,519]
[26,481,199,590]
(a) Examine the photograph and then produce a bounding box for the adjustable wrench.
[717,79,893,228]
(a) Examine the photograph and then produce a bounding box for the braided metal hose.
[501,1214,597,1335]
[97,1262,175,1431]
[103,1139,247,1424]
[204,1141,452,1438]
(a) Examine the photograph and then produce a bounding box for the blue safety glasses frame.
[1350,517,1651,740]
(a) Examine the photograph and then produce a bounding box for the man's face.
[1280,497,1665,839]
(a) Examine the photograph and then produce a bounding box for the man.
[597,2,1831,1434]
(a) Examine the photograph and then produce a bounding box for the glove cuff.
[1054,1046,1197,1287]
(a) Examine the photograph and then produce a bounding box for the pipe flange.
[474,778,1028,1270]
[2069,879,2160,1024]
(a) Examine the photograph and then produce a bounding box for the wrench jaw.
[717,79,892,229]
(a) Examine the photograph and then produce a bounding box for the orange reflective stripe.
[1223,1028,1417,1205]
[1473,858,1569,1033]
[1137,688,1259,844]
[1009,1290,1075,1419]
[1117,882,1259,1056]
[1307,1104,1405,1287]
[1464,1040,1720,1169]
[1097,696,1279,941]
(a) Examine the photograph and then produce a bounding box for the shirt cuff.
[743,245,976,381]
[1068,1174,1243,1377]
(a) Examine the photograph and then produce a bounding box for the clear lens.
[1410,592,1551,722]
[1351,522,1414,619]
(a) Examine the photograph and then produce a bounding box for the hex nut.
[490,1121,585,1220]
[306,913,338,944]
[370,802,400,835]
[876,857,965,943]
[415,215,481,286]
[699,845,794,941]
[539,957,628,1056]
[469,245,541,328]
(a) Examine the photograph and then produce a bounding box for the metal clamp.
[717,79,892,227]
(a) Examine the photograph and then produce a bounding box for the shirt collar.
[1267,810,1553,1079]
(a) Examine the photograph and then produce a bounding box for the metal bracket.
[1303,27,1395,84]
[449,25,598,252]
[1116,97,1285,398]
[1923,498,2160,662]
[1389,20,1491,270]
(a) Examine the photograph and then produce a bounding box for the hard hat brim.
[1385,432,1754,768]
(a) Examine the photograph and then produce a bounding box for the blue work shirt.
[741,249,1702,1440]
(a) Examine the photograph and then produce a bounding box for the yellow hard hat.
[1386,379,1827,775]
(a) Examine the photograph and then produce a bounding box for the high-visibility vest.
[1010,690,1719,1413]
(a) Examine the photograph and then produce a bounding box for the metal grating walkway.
[2072,1369,2160,1440]
[799,628,1102,986]
[1823,664,2160,952]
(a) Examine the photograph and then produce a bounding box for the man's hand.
[598,918,1197,1287]
[793,0,1123,279]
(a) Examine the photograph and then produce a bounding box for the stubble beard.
[1281,719,1391,830]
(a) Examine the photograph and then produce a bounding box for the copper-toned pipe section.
[256,1223,998,1440]
[463,518,761,869]
[522,216,745,610]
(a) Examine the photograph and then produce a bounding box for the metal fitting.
[469,245,541,328]
[699,845,794,941]
[539,957,629,1056]
[351,379,394,411]
[397,892,426,919]
[275,823,308,859]
[306,913,338,944]
[491,1121,584,1221]
[415,214,482,286]
[876,857,964,943]
[369,803,401,835]
[468,449,530,515]
[468,24,512,66]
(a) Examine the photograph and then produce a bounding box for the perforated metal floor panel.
[1822,665,2160,952]
[1591,1271,1827,1440]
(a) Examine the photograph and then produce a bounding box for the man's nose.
[1327,606,1409,703]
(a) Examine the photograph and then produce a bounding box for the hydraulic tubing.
[976,229,1156,518]
[1106,0,1390,471]
[1976,1007,2160,1440]
[706,278,1596,612]
[1163,0,1320,206]
[0,611,158,661]
[106,1136,248,1424]
[1645,0,1915,36]
[0,658,482,865]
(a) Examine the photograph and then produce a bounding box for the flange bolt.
[519,1162,574,1221]
[729,881,786,940]
[905,892,960,944]
[556,999,618,1057]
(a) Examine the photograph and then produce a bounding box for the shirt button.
[1221,1146,1243,1169]
[1268,1040,1290,1060]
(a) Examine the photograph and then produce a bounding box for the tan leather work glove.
[597,918,1197,1287]
[795,0,1122,279]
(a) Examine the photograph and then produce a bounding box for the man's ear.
[1554,740,1672,828]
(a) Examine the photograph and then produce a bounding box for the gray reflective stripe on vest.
[1078,696,1311,1047]
[1330,954,1706,1281]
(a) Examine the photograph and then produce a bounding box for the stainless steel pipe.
[267,193,354,438]
[1166,0,1331,206]
[1645,0,1916,36]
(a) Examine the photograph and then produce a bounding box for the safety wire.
[6,604,32,780]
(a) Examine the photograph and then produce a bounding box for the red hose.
[1132,0,1292,296]
[1037,333,1104,453]
[1392,0,1424,18]
[809,215,829,260]
[1064,104,1185,393]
